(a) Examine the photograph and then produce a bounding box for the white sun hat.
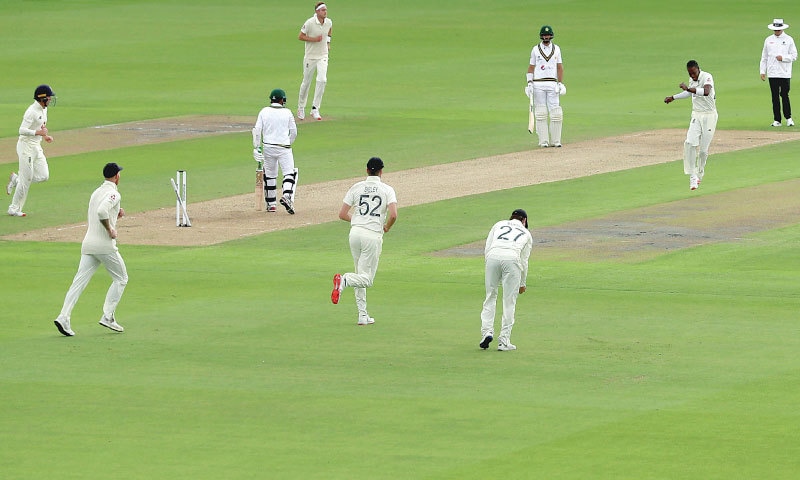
[768,19,789,30]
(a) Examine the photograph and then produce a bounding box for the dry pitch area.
[2,116,800,259]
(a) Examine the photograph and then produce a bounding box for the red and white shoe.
[331,273,342,304]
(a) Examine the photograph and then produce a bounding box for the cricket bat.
[255,162,264,211]
[528,92,534,134]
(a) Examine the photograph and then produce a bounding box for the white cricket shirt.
[760,33,797,79]
[343,176,397,234]
[81,180,122,255]
[253,104,298,148]
[18,101,47,146]
[484,218,533,281]
[300,15,332,60]
[529,42,562,81]
[689,70,717,113]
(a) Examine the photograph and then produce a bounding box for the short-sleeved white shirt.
[690,70,717,113]
[529,42,562,81]
[300,15,332,60]
[343,176,397,234]
[81,180,122,254]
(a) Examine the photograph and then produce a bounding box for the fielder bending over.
[526,25,565,148]
[253,89,298,214]
[664,60,718,191]
[480,209,533,352]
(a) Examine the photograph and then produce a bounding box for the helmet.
[540,25,554,38]
[269,88,287,103]
[34,84,56,106]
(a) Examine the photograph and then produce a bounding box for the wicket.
[171,170,191,227]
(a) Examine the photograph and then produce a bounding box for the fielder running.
[526,25,565,148]
[253,88,298,214]
[480,209,533,352]
[7,85,56,217]
[297,2,333,121]
[664,60,718,191]
[54,163,128,337]
[331,157,398,326]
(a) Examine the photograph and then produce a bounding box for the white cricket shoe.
[497,342,516,351]
[8,210,26,217]
[689,174,699,191]
[54,317,75,337]
[311,107,322,121]
[538,143,549,148]
[357,317,375,326]
[279,196,294,214]
[552,142,562,147]
[297,111,305,121]
[6,172,17,195]
[99,315,124,332]
[788,118,795,127]
[771,121,781,127]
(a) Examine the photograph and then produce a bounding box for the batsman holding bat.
[253,89,298,213]
[526,25,565,148]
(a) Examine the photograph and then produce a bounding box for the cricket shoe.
[54,317,75,337]
[479,334,493,350]
[357,317,375,326]
[497,342,517,351]
[297,111,305,121]
[771,121,781,127]
[788,118,795,127]
[689,174,699,191]
[6,172,17,195]
[279,196,295,214]
[99,315,124,332]
[552,142,562,147]
[7,210,26,217]
[266,205,277,212]
[538,143,549,148]
[331,273,343,304]
[311,107,322,121]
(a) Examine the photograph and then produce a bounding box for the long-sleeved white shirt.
[81,180,122,255]
[18,101,47,146]
[484,218,533,286]
[760,32,797,79]
[253,103,297,148]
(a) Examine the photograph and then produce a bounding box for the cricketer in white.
[664,60,718,191]
[54,163,128,337]
[331,157,398,326]
[480,209,533,352]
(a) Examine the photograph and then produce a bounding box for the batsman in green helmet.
[525,24,566,148]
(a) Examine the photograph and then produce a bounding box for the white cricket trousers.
[298,57,328,113]
[59,252,128,321]
[9,141,49,215]
[343,227,383,320]
[684,110,718,178]
[481,254,522,345]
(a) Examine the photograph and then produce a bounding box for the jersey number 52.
[358,194,383,217]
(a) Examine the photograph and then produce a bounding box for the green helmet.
[269,89,286,103]
[540,25,554,38]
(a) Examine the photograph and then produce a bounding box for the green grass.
[2,0,800,478]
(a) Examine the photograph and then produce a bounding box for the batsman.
[526,25,565,148]
[253,88,299,214]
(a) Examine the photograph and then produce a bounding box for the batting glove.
[524,83,533,98]
[253,148,264,163]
